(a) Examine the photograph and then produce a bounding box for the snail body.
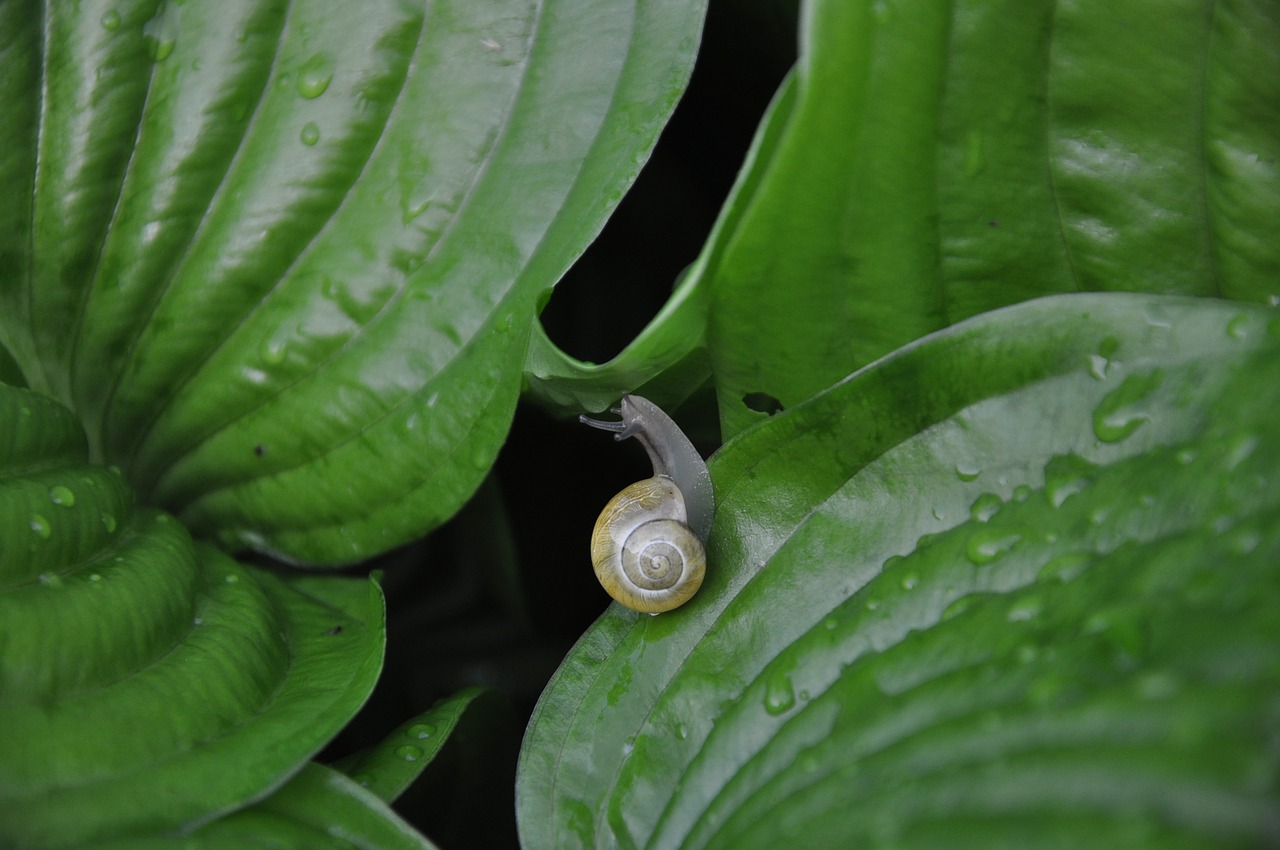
[581,395,714,614]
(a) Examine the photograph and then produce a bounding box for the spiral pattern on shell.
[590,476,706,614]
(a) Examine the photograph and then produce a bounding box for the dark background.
[321,3,798,846]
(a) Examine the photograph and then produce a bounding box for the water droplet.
[297,53,334,99]
[49,485,76,507]
[970,492,1002,523]
[261,336,287,365]
[1045,453,1098,508]
[1086,336,1120,381]
[1037,552,1091,583]
[955,462,981,482]
[675,722,689,740]
[407,723,436,740]
[966,528,1021,565]
[39,572,63,587]
[143,8,177,62]
[300,121,320,146]
[1006,595,1043,622]
[30,515,51,539]
[763,671,796,716]
[822,616,838,631]
[395,744,423,762]
[900,572,919,591]
[101,10,121,30]
[225,574,240,584]
[1226,314,1250,340]
[864,598,880,611]
[101,514,117,533]
[88,573,102,582]
[1092,371,1163,443]
[941,594,978,621]
[1012,484,1031,503]
[1175,447,1197,465]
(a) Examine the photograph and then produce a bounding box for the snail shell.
[581,395,714,615]
[590,476,705,613]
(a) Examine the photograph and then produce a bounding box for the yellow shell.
[589,476,706,614]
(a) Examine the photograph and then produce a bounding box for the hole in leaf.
[743,392,784,416]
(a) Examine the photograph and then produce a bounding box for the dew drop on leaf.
[395,745,423,762]
[1227,314,1251,340]
[954,461,982,482]
[763,671,796,716]
[48,485,76,507]
[1006,594,1043,622]
[1036,552,1091,584]
[100,9,121,30]
[101,514,117,533]
[1091,370,1163,443]
[300,121,320,146]
[297,53,334,99]
[408,723,436,740]
[29,514,51,539]
[965,528,1021,565]
[969,492,1002,522]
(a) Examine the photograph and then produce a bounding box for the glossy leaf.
[516,294,1280,849]
[0,0,707,564]
[705,0,1280,438]
[333,686,498,803]
[521,71,800,417]
[0,384,385,848]
[95,764,440,850]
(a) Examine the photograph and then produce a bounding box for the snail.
[580,394,715,614]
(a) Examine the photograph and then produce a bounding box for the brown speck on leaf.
[254,445,265,457]
[325,625,344,636]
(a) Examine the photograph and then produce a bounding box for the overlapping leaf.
[702,0,1280,438]
[516,294,1280,849]
[0,0,707,564]
[0,384,385,848]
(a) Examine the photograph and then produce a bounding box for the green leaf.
[521,71,801,417]
[0,0,707,564]
[94,764,440,850]
[0,385,385,848]
[705,0,1280,438]
[516,294,1280,849]
[333,686,499,803]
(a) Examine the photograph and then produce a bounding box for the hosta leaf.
[521,71,800,417]
[0,384,385,848]
[706,0,1280,438]
[516,294,1280,849]
[333,686,499,804]
[95,764,440,850]
[0,0,706,564]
